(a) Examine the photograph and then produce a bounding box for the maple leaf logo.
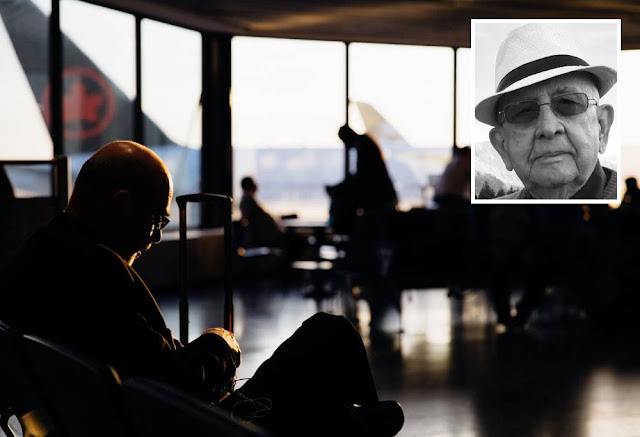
[42,67,116,141]
[63,79,104,124]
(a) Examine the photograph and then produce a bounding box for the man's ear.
[111,190,133,216]
[489,127,513,171]
[596,104,614,154]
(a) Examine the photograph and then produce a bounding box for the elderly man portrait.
[473,21,619,200]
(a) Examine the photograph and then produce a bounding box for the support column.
[49,0,63,156]
[201,34,232,227]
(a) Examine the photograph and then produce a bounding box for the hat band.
[497,55,589,92]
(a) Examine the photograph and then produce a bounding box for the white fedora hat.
[475,23,617,127]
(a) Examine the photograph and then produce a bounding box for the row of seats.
[0,319,272,437]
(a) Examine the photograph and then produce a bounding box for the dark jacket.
[0,213,234,402]
[498,164,617,200]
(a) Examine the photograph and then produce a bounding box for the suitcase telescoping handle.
[176,193,234,345]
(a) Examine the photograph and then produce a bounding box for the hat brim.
[475,65,617,127]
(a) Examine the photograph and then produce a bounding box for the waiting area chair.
[232,218,286,277]
[0,320,60,437]
[20,334,131,437]
[1,318,272,437]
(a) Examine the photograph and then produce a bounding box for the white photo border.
[470,18,622,205]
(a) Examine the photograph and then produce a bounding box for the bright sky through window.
[232,36,346,149]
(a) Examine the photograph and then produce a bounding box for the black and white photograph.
[472,20,621,203]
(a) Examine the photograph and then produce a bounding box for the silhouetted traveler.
[326,125,398,236]
[238,176,307,262]
[434,145,471,207]
[239,176,285,248]
[0,141,403,437]
[620,177,640,209]
[325,126,400,331]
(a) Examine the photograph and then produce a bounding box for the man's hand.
[202,327,241,368]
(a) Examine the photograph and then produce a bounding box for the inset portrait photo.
[471,19,621,203]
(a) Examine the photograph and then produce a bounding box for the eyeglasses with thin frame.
[497,92,598,124]
[151,215,170,234]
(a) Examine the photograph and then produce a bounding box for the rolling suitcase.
[176,193,234,345]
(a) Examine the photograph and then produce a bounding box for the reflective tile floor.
[152,275,640,437]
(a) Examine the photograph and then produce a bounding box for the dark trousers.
[223,312,379,437]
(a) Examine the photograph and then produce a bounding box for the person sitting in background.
[620,177,640,210]
[434,145,471,207]
[0,140,404,437]
[239,176,285,248]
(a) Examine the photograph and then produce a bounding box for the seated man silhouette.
[239,176,285,249]
[0,141,404,437]
[434,145,471,207]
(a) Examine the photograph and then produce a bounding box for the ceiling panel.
[83,0,640,49]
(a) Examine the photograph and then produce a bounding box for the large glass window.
[349,43,455,210]
[142,19,202,228]
[621,50,640,188]
[60,0,135,181]
[456,48,471,147]
[232,36,346,220]
[0,0,52,160]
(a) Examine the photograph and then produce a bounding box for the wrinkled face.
[491,73,609,198]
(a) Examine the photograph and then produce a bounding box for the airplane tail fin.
[353,101,410,148]
[0,0,173,154]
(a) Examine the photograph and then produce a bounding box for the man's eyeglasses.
[497,93,598,124]
[151,215,170,233]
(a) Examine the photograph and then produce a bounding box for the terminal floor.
[153,278,640,437]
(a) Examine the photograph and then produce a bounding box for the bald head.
[69,141,172,213]
[67,141,173,263]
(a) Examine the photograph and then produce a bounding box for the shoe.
[348,400,404,437]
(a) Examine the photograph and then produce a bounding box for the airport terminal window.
[0,0,53,160]
[60,0,134,183]
[456,48,471,148]
[621,50,640,184]
[142,19,202,229]
[231,36,346,221]
[348,42,455,210]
